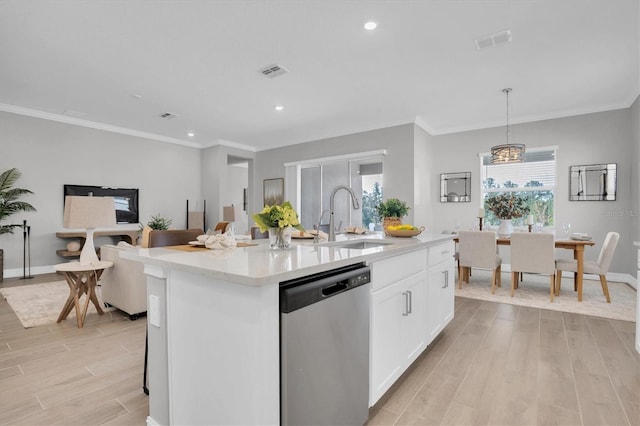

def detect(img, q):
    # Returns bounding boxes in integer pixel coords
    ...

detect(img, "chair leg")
[573,272,577,291]
[491,269,497,294]
[497,265,502,288]
[550,274,555,302]
[599,275,611,303]
[510,272,517,297]
[458,265,463,289]
[556,270,562,296]
[464,266,470,283]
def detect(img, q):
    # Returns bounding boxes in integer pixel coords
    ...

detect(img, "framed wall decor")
[440,172,471,202]
[569,163,617,201]
[263,178,284,206]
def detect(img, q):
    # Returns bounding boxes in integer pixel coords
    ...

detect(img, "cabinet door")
[370,281,403,404]
[400,270,427,366]
[426,259,455,344]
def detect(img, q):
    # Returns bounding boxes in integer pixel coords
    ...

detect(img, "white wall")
[430,108,636,275]
[413,125,435,230]
[631,96,640,252]
[0,111,201,275]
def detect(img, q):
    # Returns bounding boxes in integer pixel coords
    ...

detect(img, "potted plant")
[376,198,410,230]
[141,214,172,231]
[0,168,36,281]
[484,193,529,236]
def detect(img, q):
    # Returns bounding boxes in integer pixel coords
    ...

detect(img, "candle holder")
[478,217,483,231]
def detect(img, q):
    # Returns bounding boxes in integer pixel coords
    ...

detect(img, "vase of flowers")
[484,193,528,237]
[252,201,304,250]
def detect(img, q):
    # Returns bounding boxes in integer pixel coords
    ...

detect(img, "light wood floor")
[1,275,638,425]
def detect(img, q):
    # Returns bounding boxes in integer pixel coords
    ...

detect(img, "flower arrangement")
[484,193,529,219]
[252,201,304,233]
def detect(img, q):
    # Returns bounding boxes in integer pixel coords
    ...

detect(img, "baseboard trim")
[3,265,56,279]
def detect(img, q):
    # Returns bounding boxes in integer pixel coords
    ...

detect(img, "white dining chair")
[555,231,619,302]
[457,231,502,293]
[510,232,556,301]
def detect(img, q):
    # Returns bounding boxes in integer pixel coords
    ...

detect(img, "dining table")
[453,236,595,301]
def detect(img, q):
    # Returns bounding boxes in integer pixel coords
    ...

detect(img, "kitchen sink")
[328,240,394,250]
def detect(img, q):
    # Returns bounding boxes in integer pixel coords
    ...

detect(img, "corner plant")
[252,201,304,232]
[376,198,409,219]
[0,168,36,235]
[484,193,529,219]
[141,214,172,230]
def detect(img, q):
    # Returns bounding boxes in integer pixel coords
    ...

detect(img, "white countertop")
[121,232,454,286]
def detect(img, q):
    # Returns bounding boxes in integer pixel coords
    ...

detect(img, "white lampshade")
[64,196,116,266]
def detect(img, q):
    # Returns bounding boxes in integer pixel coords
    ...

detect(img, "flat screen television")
[64,184,139,224]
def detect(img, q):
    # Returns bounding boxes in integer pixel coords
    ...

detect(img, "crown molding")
[0,103,201,148]
[429,99,637,136]
[200,138,257,152]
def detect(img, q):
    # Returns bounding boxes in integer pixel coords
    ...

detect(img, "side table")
[54,261,113,328]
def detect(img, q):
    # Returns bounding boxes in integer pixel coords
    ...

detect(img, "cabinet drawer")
[371,248,427,292]
[427,241,455,267]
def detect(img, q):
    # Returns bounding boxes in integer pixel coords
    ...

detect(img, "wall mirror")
[569,163,617,201]
[440,172,471,202]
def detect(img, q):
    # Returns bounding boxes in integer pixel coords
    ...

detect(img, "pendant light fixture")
[491,88,525,164]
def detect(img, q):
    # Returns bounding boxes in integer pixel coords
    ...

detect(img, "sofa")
[100,229,204,320]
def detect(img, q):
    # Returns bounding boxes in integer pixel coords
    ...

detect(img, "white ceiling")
[0,0,638,151]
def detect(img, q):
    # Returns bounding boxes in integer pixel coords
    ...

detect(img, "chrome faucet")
[314,209,330,243]
[328,185,360,241]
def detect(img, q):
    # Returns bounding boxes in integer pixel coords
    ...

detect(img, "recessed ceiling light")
[364,21,377,30]
[187,132,195,137]
[274,105,284,111]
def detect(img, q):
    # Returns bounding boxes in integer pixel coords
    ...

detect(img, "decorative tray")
[385,226,425,238]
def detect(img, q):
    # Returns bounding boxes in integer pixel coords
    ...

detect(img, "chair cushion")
[556,258,602,275]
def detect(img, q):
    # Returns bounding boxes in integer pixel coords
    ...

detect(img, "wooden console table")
[56,230,139,258]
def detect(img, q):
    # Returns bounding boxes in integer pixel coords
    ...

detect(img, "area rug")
[0,281,112,328]
[455,270,636,322]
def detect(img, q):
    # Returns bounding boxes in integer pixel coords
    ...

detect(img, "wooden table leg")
[57,270,106,328]
[57,271,80,325]
[574,246,585,302]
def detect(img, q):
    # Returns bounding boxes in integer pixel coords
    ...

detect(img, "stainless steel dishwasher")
[280,262,371,426]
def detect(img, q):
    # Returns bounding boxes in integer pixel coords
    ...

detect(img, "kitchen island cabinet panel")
[370,267,427,405]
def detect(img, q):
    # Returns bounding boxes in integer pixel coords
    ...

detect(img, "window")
[480,148,556,227]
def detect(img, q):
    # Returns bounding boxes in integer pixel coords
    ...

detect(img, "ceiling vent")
[159,112,178,120]
[259,64,289,79]
[475,30,512,50]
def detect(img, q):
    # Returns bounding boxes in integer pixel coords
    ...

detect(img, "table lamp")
[223,205,242,234]
[64,195,116,266]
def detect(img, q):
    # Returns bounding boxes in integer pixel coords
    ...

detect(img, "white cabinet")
[369,240,456,406]
[426,241,456,345]
[370,269,427,405]
[426,258,455,344]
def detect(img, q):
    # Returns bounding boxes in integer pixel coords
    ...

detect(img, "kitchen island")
[122,232,454,426]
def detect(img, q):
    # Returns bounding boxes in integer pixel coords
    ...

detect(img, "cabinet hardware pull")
[402,291,409,316]
[442,270,448,288]
[407,290,412,314]
[441,250,450,254]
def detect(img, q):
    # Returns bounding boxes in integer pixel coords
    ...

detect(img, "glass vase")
[269,227,292,250]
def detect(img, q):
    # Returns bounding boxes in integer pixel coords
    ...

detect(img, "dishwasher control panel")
[280,263,370,313]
